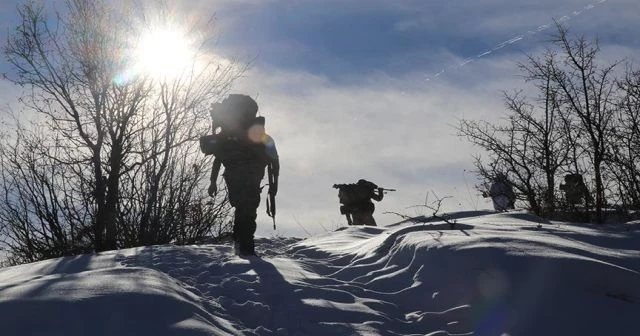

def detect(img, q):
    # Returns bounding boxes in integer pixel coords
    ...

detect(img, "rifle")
[333,184,396,192]
[266,163,276,230]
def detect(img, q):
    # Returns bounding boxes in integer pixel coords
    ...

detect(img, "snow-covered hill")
[1,211,639,335]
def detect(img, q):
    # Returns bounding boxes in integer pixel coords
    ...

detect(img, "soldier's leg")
[363,212,377,226]
[233,206,258,255]
[492,196,509,212]
[365,202,377,226]
[345,213,353,225]
[224,172,261,255]
[351,211,365,225]
[340,205,353,225]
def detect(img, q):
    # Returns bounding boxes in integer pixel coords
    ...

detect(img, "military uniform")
[337,179,384,226]
[204,94,279,256]
[208,126,278,256]
[488,174,515,212]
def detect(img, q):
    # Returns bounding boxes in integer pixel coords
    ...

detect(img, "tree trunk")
[593,159,604,223]
[545,174,556,217]
[93,152,107,252]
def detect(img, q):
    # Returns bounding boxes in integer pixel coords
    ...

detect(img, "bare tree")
[2,0,244,258]
[0,121,94,262]
[457,61,570,217]
[547,22,620,223]
[610,65,640,210]
[458,23,629,223]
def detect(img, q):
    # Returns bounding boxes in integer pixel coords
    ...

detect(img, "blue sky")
[208,0,640,81]
[1,0,640,237]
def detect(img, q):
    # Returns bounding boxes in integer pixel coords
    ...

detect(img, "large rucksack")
[199,94,263,156]
[336,183,373,205]
[211,94,259,137]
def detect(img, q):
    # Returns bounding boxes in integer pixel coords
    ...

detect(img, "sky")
[1,0,640,238]
[1,211,639,335]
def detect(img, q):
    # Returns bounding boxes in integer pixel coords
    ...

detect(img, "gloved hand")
[208,183,217,197]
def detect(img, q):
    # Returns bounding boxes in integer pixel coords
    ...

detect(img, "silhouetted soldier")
[333,179,393,226]
[559,173,590,207]
[200,94,279,256]
[484,173,515,212]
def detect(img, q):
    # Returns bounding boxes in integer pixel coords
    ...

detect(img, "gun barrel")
[381,188,396,192]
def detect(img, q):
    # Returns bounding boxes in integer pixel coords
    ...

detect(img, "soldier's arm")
[269,158,280,196]
[265,135,279,195]
[371,188,384,201]
[208,158,222,197]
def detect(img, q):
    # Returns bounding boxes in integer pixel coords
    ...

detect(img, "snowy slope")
[1,211,639,336]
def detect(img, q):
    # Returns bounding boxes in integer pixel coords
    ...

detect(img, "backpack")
[337,184,373,205]
[211,94,260,137]
[199,94,263,156]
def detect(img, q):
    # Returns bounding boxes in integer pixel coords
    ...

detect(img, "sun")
[134,27,194,79]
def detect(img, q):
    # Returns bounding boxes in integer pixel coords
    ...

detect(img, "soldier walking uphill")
[333,179,394,226]
[200,94,279,256]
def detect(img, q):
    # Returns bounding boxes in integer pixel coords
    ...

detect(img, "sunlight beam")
[133,27,195,79]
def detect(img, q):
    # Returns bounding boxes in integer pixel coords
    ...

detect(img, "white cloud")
[229,56,529,237]
[0,79,21,114]
[230,29,640,238]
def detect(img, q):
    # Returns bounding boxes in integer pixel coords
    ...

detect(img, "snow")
[1,210,639,335]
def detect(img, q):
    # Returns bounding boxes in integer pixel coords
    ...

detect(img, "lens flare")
[248,124,267,143]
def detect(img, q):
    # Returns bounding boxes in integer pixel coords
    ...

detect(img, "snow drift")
[1,211,639,335]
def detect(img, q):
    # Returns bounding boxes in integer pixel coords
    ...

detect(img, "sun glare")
[134,27,194,79]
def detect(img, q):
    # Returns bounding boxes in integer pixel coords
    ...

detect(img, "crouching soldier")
[333,179,393,226]
[559,173,591,207]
